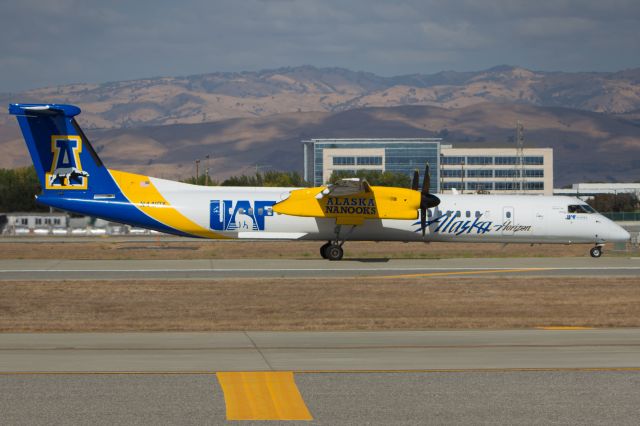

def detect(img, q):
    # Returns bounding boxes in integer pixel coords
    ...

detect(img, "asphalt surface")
[1,329,639,372]
[2,330,640,424]
[2,371,639,425]
[0,257,639,280]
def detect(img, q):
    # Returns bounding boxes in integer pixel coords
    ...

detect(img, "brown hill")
[2,103,631,187]
[3,66,640,131]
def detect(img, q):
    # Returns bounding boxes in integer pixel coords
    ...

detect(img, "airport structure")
[302,138,442,190]
[554,183,640,198]
[302,138,554,195]
[440,146,553,195]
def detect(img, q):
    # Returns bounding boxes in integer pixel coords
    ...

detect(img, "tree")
[221,171,309,187]
[0,166,47,212]
[182,175,219,186]
[586,193,639,212]
[329,170,412,188]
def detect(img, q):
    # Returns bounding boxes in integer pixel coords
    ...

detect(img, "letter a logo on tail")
[45,135,89,190]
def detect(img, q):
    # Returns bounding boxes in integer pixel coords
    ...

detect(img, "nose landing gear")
[590,245,603,258]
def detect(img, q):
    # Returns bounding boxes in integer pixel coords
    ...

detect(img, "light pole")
[195,159,200,184]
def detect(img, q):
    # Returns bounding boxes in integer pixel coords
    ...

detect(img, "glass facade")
[467,156,493,165]
[466,169,493,178]
[305,139,441,190]
[524,169,544,177]
[495,169,520,178]
[357,156,383,165]
[442,169,463,178]
[333,156,355,166]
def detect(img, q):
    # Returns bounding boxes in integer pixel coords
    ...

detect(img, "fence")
[601,212,640,221]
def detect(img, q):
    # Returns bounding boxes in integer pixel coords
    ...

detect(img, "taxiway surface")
[0,257,639,280]
[1,329,639,372]
[2,330,640,424]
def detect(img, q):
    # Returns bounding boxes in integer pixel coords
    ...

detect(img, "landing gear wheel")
[590,246,603,258]
[326,244,344,261]
[320,242,331,259]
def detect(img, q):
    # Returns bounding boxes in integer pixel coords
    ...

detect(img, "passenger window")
[466,211,470,218]
[257,208,264,215]
[475,211,481,218]
[247,208,254,215]
[506,212,511,218]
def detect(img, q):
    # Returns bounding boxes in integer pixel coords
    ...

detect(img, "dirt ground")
[0,239,619,260]
[1,277,638,332]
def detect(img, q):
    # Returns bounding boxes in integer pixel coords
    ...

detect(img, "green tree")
[221,171,308,187]
[0,166,47,212]
[587,193,639,212]
[182,175,219,186]
[329,170,411,188]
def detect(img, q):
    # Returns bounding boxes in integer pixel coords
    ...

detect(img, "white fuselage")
[153,179,630,245]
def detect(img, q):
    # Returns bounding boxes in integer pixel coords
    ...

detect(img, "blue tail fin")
[8,103,117,197]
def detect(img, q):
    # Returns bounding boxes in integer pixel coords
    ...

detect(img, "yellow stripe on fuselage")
[109,169,227,239]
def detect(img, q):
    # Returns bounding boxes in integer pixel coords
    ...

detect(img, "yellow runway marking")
[380,267,551,279]
[537,326,595,330]
[216,371,312,421]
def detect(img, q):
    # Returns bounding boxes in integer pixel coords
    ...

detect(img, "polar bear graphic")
[49,167,89,187]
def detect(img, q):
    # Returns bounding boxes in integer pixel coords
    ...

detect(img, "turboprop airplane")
[9,103,630,260]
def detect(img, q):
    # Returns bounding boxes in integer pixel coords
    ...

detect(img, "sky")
[1,0,639,92]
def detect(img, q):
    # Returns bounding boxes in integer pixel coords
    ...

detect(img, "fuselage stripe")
[108,169,227,239]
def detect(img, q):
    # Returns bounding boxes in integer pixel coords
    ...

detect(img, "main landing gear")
[320,225,355,261]
[320,242,343,261]
[590,245,604,258]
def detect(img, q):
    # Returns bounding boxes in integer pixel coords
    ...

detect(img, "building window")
[441,169,463,178]
[466,182,493,191]
[35,218,42,225]
[523,182,544,190]
[466,169,493,178]
[21,218,28,225]
[441,156,465,165]
[495,170,520,178]
[524,169,544,178]
[523,156,544,165]
[466,156,493,165]
[442,182,461,190]
[356,156,382,166]
[332,156,355,166]
[495,182,520,190]
[331,170,357,177]
[54,218,61,225]
[495,156,519,165]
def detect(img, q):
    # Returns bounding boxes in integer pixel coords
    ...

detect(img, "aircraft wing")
[315,178,372,199]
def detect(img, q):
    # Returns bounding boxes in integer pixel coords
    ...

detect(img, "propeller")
[414,163,441,236]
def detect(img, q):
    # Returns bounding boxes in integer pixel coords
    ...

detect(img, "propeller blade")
[420,207,426,236]
[411,170,419,191]
[422,163,430,194]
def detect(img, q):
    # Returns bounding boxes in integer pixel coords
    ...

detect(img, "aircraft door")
[502,206,514,235]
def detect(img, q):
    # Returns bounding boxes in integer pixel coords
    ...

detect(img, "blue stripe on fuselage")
[37,194,197,238]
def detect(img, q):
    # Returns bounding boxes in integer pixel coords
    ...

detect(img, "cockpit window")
[568,204,595,214]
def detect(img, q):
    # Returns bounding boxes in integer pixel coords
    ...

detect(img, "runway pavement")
[0,256,639,280]
[1,330,640,424]
[1,329,639,372]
